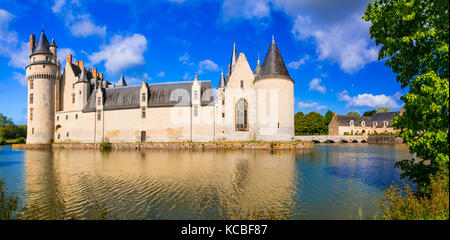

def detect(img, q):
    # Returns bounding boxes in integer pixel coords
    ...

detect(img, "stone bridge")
[294,135,368,143]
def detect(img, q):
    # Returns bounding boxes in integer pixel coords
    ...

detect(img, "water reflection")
[0,144,413,219]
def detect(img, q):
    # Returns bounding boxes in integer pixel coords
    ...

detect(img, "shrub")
[379,174,449,220]
[0,138,6,145]
[16,137,26,144]
[100,137,111,151]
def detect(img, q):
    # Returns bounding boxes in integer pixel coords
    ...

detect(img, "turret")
[25,30,58,143]
[254,36,294,141]
[74,65,91,109]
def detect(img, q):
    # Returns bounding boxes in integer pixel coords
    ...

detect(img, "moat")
[0,143,413,219]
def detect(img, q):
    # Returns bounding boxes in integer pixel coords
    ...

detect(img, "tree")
[363,110,376,116]
[0,114,13,128]
[324,110,333,124]
[364,0,449,193]
[295,112,327,135]
[347,110,360,117]
[376,106,391,113]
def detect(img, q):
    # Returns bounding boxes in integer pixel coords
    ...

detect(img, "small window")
[46,56,48,61]
[43,65,45,69]
[240,80,244,89]
[97,97,101,105]
[30,80,33,89]
[361,121,365,127]
[278,122,280,128]
[142,93,146,102]
[30,108,33,121]
[97,110,102,121]
[79,91,82,95]
[142,107,146,119]
[33,57,35,62]
[383,120,389,126]
[66,132,69,137]
[58,134,60,139]
[66,115,68,120]
[57,116,59,121]
[29,93,33,104]
[32,128,34,134]
[75,114,78,120]
[72,94,75,104]
[194,90,198,100]
[194,106,198,117]
[222,113,225,118]
[72,84,75,89]
[373,121,377,127]
[349,120,354,126]
[222,100,225,105]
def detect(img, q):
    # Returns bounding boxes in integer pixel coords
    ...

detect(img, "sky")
[0,0,406,125]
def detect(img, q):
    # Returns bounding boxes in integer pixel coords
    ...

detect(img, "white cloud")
[198,59,219,74]
[12,72,26,87]
[88,34,148,75]
[221,0,270,22]
[338,90,401,109]
[287,55,309,69]
[298,101,327,110]
[183,72,190,80]
[178,52,193,66]
[309,78,326,94]
[0,9,29,69]
[51,0,106,38]
[157,71,165,77]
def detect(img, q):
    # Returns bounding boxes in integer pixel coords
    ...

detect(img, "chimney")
[99,73,103,80]
[74,61,79,67]
[66,54,72,65]
[79,60,84,70]
[29,34,35,55]
[92,68,97,79]
[86,68,90,72]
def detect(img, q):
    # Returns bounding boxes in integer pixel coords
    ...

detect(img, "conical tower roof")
[32,30,51,55]
[230,42,237,72]
[254,55,261,75]
[218,69,225,88]
[254,37,292,82]
[77,67,88,83]
[118,74,127,86]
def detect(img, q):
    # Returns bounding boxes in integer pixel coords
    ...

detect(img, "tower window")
[97,97,101,105]
[72,94,75,104]
[142,107,146,119]
[29,94,33,104]
[57,116,59,121]
[43,65,45,69]
[30,108,33,121]
[194,106,198,117]
[75,114,78,120]
[222,113,225,118]
[97,110,101,121]
[33,57,35,62]
[194,90,198,100]
[58,134,60,140]
[278,122,280,128]
[66,132,69,137]
[32,128,34,134]
[66,115,68,120]
[30,80,33,89]
[222,100,225,105]
[142,93,146,102]
[240,81,244,88]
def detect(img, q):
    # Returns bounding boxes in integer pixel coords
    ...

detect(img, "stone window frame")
[29,93,33,104]
[141,107,146,119]
[142,93,146,102]
[240,80,244,89]
[383,120,389,127]
[235,98,248,131]
[349,120,354,126]
[97,110,102,121]
[193,105,198,117]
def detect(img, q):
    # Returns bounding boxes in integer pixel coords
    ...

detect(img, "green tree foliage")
[376,106,391,113]
[364,0,449,193]
[324,110,333,124]
[363,110,376,116]
[347,110,360,117]
[295,112,328,135]
[0,114,26,140]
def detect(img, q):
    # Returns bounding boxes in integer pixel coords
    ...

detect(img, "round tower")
[254,37,294,141]
[25,30,58,144]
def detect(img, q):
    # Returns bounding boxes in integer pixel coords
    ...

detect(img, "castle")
[25,31,294,144]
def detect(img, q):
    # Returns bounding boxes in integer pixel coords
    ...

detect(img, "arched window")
[373,121,377,127]
[383,120,389,126]
[236,98,248,131]
[349,120,354,126]
[361,121,365,127]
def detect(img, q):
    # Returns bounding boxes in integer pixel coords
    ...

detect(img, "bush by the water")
[100,137,112,150]
[0,138,6,145]
[379,174,449,220]
[16,137,26,144]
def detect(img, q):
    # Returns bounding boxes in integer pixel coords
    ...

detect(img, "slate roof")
[76,68,89,83]
[117,74,127,86]
[32,31,51,55]
[83,81,214,112]
[336,111,400,127]
[218,70,225,88]
[254,38,292,82]
[254,56,261,75]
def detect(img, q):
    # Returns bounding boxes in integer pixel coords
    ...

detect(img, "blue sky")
[0,0,406,125]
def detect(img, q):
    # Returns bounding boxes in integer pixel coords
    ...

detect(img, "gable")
[226,53,254,89]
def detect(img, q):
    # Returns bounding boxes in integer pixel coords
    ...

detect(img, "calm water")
[0,144,413,219]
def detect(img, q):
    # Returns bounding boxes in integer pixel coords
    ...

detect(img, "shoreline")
[12,141,314,150]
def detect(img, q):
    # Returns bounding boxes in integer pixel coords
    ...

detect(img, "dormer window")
[349,120,354,126]
[194,90,198,100]
[373,121,377,127]
[142,93,146,102]
[240,80,244,89]
[97,97,101,105]
[383,120,389,126]
[361,121,365,127]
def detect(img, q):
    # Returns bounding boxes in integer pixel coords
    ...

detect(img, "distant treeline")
[295,110,333,135]
[0,113,26,143]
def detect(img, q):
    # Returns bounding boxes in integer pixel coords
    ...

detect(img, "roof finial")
[194,72,198,81]
[272,35,275,43]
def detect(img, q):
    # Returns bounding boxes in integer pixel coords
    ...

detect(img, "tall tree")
[376,106,391,113]
[347,110,360,117]
[363,110,376,116]
[364,0,449,193]
[324,110,333,124]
